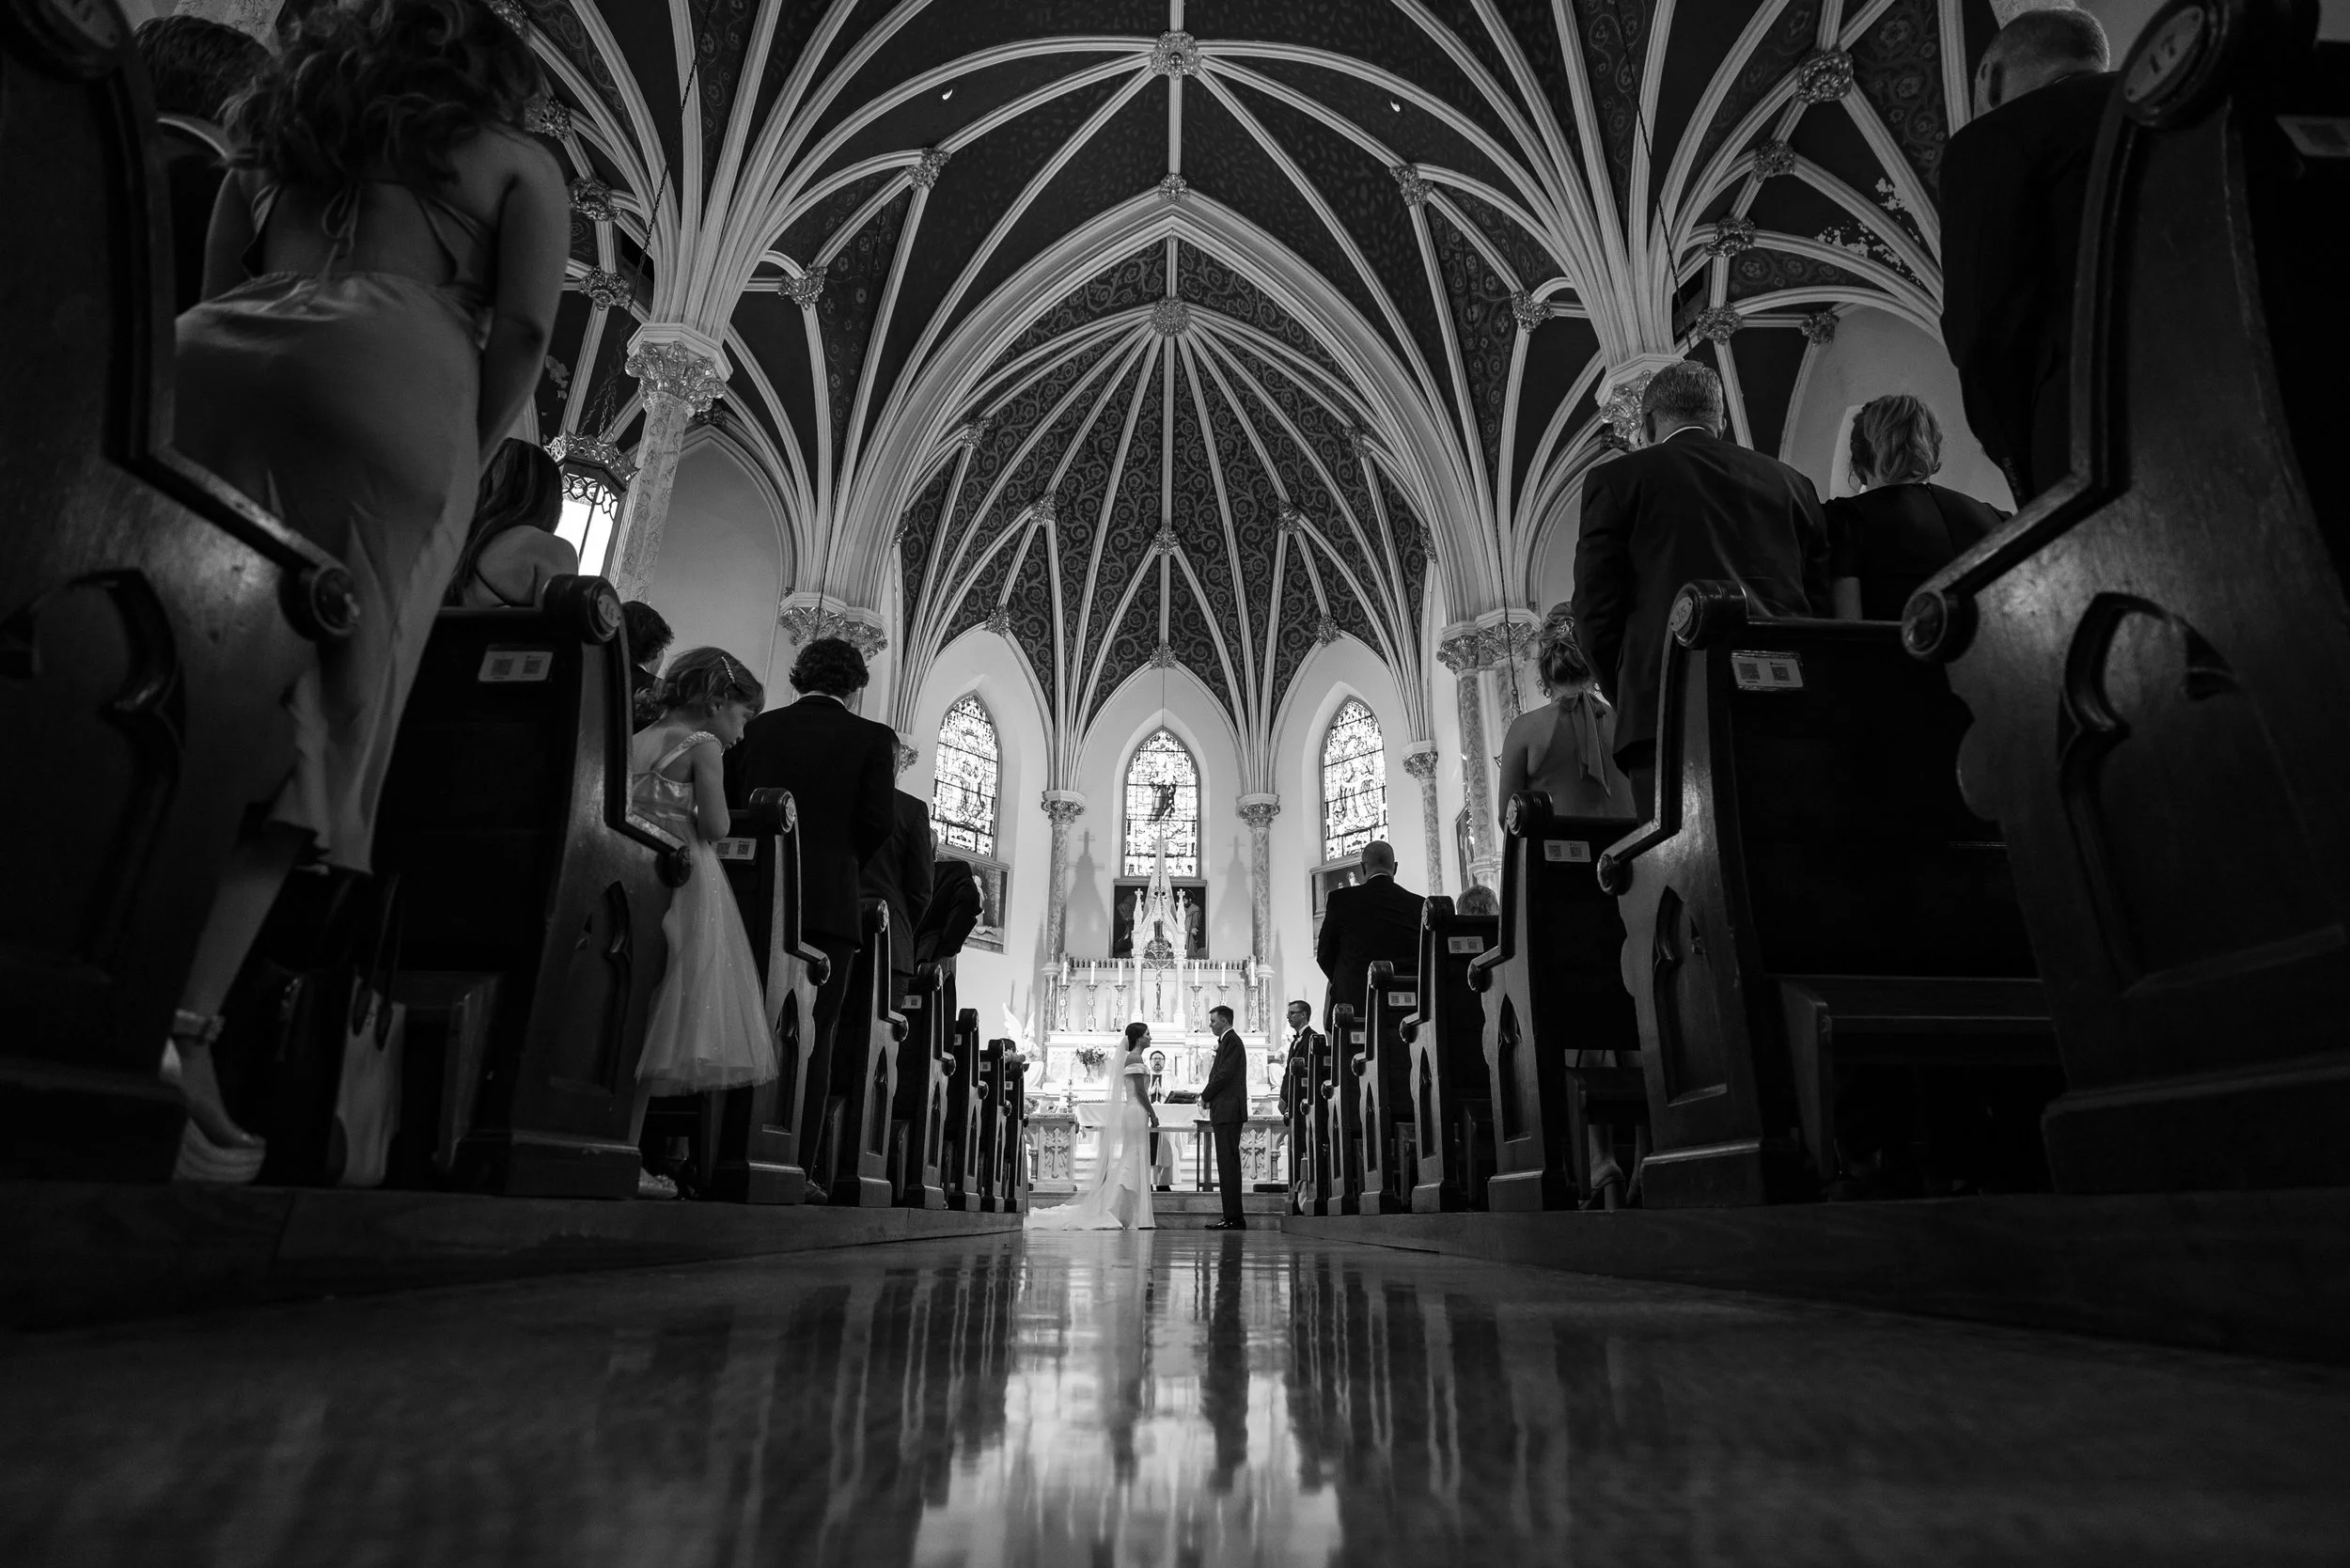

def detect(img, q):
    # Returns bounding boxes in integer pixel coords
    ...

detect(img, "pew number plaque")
[713,838,757,862]
[1449,934,1486,953]
[1731,650,1804,691]
[478,646,555,683]
[1543,839,1592,863]
[1387,991,1416,1008]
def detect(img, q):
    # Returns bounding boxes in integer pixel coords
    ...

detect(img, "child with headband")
[625,647,776,1197]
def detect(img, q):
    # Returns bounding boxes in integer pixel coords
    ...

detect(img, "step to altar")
[1026,1188,1288,1229]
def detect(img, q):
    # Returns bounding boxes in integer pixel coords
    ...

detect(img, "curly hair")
[1849,394,1944,487]
[661,647,765,717]
[1534,603,1594,694]
[226,0,542,194]
[134,17,268,123]
[445,437,560,605]
[620,601,674,668]
[790,635,870,698]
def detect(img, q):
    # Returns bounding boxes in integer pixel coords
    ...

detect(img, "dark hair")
[621,601,674,668]
[1288,999,1312,1016]
[1208,1005,1234,1025]
[1849,394,1943,487]
[227,0,542,194]
[1640,360,1724,434]
[1124,1021,1149,1048]
[1534,603,1593,694]
[1988,8,2110,77]
[791,635,870,698]
[661,647,765,717]
[446,438,562,605]
[135,17,268,123]
[1458,885,1499,916]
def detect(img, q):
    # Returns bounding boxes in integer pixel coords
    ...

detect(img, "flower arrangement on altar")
[1074,1044,1108,1076]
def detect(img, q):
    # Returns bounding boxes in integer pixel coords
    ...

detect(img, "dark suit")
[726,693,895,1185]
[913,857,983,966]
[860,791,934,985]
[1571,427,1828,772]
[1277,1027,1324,1119]
[1315,874,1424,1031]
[1939,71,2115,504]
[1199,1025,1251,1222]
[1825,483,2007,620]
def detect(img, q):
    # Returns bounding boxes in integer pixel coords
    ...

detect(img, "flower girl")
[627,648,776,1197]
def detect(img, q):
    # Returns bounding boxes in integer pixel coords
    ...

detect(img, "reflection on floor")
[3,1231,2346,1566]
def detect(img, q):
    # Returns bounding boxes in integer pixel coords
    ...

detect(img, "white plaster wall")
[1779,308,2013,511]
[897,628,1054,1041]
[644,435,792,690]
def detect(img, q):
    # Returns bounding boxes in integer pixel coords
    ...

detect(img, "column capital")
[1402,745,1440,782]
[894,742,918,775]
[776,593,887,657]
[1596,352,1687,448]
[625,323,730,413]
[1041,790,1086,824]
[1435,624,1489,674]
[1236,792,1280,828]
[1476,607,1540,666]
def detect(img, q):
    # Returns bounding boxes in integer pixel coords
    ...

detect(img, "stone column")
[1402,745,1445,897]
[1437,627,1500,891]
[1480,610,1541,726]
[1236,794,1279,964]
[1041,791,1086,962]
[607,324,728,600]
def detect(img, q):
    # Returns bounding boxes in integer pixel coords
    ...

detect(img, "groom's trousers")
[1212,1119,1246,1222]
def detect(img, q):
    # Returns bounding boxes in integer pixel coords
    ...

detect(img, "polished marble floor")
[3,1231,2346,1567]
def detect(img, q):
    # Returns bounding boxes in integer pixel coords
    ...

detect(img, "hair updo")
[1124,1021,1149,1049]
[1534,603,1594,694]
[660,647,765,717]
[1848,394,1944,488]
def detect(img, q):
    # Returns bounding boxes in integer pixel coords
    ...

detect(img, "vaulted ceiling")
[517,0,1995,783]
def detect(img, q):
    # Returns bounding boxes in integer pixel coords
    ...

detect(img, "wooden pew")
[1598,583,2055,1207]
[940,1005,982,1209]
[371,585,682,1199]
[1286,1038,1325,1215]
[887,961,948,1209]
[816,898,904,1206]
[1402,896,1499,1212]
[1468,796,1646,1210]
[707,787,826,1203]
[1323,1003,1366,1215]
[0,11,356,1179]
[1353,962,1420,1214]
[1904,4,2350,1192]
[975,1037,1012,1213]
[1005,1056,1029,1213]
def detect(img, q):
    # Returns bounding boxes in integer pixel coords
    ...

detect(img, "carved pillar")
[1236,794,1279,964]
[607,325,728,600]
[1402,745,1445,896]
[1042,792,1085,962]
[774,594,888,698]
[1438,627,1500,890]
[1480,611,1541,726]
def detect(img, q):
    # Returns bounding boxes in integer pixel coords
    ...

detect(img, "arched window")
[1122,729,1199,877]
[932,695,1000,856]
[1321,697,1387,863]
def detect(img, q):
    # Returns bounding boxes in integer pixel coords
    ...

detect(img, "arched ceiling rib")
[514,0,1998,786]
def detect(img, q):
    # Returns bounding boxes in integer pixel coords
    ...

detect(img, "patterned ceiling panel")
[1512,314,1602,499]
[1173,243,1346,384]
[775,170,892,266]
[1084,362,1164,666]
[1000,246,1166,371]
[1427,204,1519,490]
[1684,0,1825,182]
[1852,0,1956,194]
[815,189,912,457]
[687,0,760,181]
[1574,0,1658,220]
[1185,0,1520,148]
[1089,570,1162,725]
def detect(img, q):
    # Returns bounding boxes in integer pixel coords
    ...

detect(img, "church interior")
[4,0,2349,1561]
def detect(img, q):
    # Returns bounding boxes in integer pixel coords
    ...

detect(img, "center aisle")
[4,1233,2345,1566]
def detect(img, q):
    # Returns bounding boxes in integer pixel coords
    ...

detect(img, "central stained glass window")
[1122,729,1199,877]
[932,695,1000,856]
[1321,697,1386,862]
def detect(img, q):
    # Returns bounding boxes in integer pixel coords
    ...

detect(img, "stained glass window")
[1322,698,1386,862]
[554,469,623,578]
[1122,729,1199,877]
[932,695,999,856]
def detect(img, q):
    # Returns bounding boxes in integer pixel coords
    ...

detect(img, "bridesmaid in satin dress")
[162,0,568,1181]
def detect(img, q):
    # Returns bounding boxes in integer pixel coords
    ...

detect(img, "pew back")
[708,789,822,1202]
[889,961,948,1209]
[1324,1003,1366,1215]
[1403,898,1497,1212]
[822,898,905,1206]
[1355,962,1420,1214]
[942,1006,982,1209]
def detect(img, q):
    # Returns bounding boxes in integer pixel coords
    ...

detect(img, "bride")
[1027,1022,1159,1231]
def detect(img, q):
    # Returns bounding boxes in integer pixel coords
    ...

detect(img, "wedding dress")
[1026,1047,1157,1231]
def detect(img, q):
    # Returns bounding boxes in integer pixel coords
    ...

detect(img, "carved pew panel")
[976,1037,1012,1213]
[1906,1,2350,1192]
[706,788,824,1203]
[888,961,948,1209]
[821,899,904,1207]
[1602,586,2050,1208]
[374,587,679,1200]
[941,1008,982,1209]
[0,8,354,1179]
[1324,1003,1366,1215]
[1404,898,1498,1213]
[1470,799,1645,1210]
[1355,963,1420,1214]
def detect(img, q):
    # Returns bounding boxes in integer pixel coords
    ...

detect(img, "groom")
[1200,1005,1250,1231]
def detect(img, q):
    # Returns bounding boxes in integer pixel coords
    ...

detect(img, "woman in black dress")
[1825,395,2010,621]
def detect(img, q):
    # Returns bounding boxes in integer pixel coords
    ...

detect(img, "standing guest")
[626,650,776,1199]
[1276,1000,1324,1121]
[912,857,982,967]
[725,636,896,1199]
[445,437,576,606]
[621,601,674,731]
[1496,605,1640,823]
[1826,395,2010,621]
[1314,840,1422,1032]
[1940,8,2114,504]
[1199,1006,1251,1230]
[134,17,266,315]
[861,780,935,996]
[1571,360,1828,804]
[164,0,566,1182]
